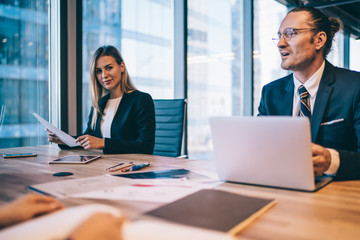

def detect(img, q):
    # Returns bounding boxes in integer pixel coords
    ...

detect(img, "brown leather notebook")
[147,189,276,235]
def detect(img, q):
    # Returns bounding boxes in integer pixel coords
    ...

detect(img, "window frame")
[61,0,352,158]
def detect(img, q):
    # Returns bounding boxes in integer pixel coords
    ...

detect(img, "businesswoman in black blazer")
[48,45,155,154]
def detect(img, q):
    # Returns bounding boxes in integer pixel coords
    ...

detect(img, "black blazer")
[258,60,360,180]
[61,90,155,154]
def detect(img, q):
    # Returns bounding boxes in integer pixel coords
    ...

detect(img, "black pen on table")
[107,162,134,172]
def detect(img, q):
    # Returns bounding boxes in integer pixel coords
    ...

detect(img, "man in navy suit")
[258,6,360,180]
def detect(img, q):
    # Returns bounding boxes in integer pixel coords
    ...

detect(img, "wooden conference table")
[0,145,360,240]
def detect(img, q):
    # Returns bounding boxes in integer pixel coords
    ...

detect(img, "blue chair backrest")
[0,104,5,134]
[153,99,186,157]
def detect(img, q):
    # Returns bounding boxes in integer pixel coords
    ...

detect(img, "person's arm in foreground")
[0,194,64,228]
[0,194,125,240]
[69,212,124,240]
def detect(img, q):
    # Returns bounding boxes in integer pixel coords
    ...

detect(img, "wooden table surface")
[1,145,360,240]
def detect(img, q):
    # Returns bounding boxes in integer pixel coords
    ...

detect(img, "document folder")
[147,189,276,235]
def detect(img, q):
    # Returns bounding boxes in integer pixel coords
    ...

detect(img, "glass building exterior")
[0,0,49,148]
[82,0,243,159]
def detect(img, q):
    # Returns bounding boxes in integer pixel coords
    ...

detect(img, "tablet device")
[48,155,101,164]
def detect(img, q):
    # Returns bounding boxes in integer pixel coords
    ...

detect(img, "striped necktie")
[298,85,311,119]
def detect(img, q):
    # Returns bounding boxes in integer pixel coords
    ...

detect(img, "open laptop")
[209,116,333,192]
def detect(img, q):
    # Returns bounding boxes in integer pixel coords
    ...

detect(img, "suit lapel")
[114,92,127,119]
[282,75,294,115]
[110,91,131,137]
[311,61,335,142]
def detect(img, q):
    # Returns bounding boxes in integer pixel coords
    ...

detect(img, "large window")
[0,0,49,148]
[187,0,243,159]
[82,0,174,130]
[2,0,357,156]
[350,37,360,71]
[253,0,288,115]
[327,31,344,67]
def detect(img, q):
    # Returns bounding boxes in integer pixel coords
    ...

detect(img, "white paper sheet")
[30,175,220,203]
[33,112,80,147]
[72,184,203,203]
[29,175,132,198]
[124,219,232,240]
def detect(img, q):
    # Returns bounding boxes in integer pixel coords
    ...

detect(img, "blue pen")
[122,162,150,172]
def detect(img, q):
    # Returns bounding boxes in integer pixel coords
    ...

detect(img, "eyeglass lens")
[272,28,293,41]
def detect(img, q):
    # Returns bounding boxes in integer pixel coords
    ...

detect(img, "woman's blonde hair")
[89,45,137,129]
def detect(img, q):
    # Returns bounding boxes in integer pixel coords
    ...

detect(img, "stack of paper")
[29,175,219,203]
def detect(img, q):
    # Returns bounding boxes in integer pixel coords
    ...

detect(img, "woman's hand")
[76,135,105,149]
[0,194,64,228]
[47,129,65,145]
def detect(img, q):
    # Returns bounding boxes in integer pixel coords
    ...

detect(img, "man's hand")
[312,143,331,176]
[76,135,105,149]
[0,194,64,228]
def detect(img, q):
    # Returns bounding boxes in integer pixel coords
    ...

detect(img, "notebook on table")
[147,189,276,236]
[209,116,333,192]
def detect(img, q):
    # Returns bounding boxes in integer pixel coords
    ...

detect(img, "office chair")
[153,99,186,158]
[0,104,5,133]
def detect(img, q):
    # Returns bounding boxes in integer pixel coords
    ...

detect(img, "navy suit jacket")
[61,90,155,154]
[258,60,360,180]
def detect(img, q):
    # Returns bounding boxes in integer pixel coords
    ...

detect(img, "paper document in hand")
[33,113,80,147]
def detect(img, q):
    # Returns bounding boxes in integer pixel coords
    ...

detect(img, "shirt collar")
[293,60,325,97]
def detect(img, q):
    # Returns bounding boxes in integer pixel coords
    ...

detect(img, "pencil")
[107,162,134,172]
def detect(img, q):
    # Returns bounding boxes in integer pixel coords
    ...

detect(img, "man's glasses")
[272,27,318,42]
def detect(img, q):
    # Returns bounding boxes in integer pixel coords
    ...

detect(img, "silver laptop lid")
[209,116,316,191]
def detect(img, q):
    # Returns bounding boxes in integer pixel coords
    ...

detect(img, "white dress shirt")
[291,61,339,175]
[100,97,122,138]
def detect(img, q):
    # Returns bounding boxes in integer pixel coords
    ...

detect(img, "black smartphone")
[2,153,37,158]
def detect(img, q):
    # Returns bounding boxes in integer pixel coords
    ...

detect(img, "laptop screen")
[209,116,323,191]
